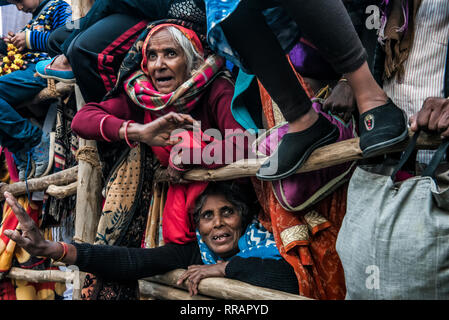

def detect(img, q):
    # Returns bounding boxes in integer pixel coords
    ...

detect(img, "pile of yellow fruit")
[0,44,24,76]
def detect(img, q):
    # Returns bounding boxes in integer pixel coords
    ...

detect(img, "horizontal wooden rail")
[6,267,306,300]
[154,130,442,182]
[6,267,74,283]
[142,269,310,300]
[0,166,78,201]
[0,130,441,198]
[139,280,213,300]
[46,181,78,199]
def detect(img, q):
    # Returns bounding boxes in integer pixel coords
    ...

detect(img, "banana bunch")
[0,44,24,76]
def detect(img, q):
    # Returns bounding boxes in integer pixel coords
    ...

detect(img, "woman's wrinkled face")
[8,0,41,13]
[198,194,243,259]
[146,29,189,94]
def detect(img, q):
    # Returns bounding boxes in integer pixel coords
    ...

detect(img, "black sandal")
[256,113,339,181]
[359,99,408,158]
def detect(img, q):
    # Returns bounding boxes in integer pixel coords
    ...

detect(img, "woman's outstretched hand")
[2,192,49,256]
[2,192,74,263]
[124,112,198,147]
[176,261,228,296]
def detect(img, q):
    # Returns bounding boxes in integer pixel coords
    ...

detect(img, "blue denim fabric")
[0,63,47,153]
[205,0,300,73]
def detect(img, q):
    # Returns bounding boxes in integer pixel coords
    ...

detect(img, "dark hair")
[192,181,257,231]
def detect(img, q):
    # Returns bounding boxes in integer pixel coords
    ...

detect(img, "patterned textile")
[204,0,300,73]
[42,96,78,228]
[167,0,206,26]
[95,144,145,245]
[254,178,348,300]
[196,219,281,265]
[0,148,64,300]
[81,144,155,300]
[253,68,347,300]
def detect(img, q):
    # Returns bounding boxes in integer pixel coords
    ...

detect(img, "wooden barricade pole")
[139,281,213,300]
[140,269,311,300]
[7,267,74,283]
[72,85,103,300]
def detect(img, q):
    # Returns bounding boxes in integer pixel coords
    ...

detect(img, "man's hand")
[176,262,228,296]
[410,97,449,138]
[322,80,356,122]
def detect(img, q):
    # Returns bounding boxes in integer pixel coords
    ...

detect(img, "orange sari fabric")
[254,64,347,300]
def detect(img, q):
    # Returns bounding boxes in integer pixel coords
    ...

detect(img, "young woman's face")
[197,194,243,259]
[145,29,189,94]
[8,0,41,13]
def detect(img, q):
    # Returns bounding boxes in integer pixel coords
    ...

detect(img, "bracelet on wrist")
[54,242,68,262]
[124,120,138,148]
[100,115,113,142]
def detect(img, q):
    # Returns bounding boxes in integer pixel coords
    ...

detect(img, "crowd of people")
[0,0,448,300]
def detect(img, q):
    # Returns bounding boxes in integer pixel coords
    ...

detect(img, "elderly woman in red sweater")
[71,21,250,245]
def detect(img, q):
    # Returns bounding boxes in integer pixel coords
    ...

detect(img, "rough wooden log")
[46,181,78,199]
[72,85,103,300]
[154,130,442,183]
[143,269,311,300]
[29,82,73,104]
[73,89,102,245]
[139,280,213,300]
[6,267,74,283]
[0,166,78,201]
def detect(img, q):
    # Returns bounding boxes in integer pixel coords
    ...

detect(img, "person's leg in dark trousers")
[0,65,47,153]
[0,64,49,179]
[220,0,408,180]
[46,23,76,57]
[220,0,340,179]
[66,14,148,103]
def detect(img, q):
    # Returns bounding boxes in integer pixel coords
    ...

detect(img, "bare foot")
[288,107,319,133]
[49,55,72,71]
